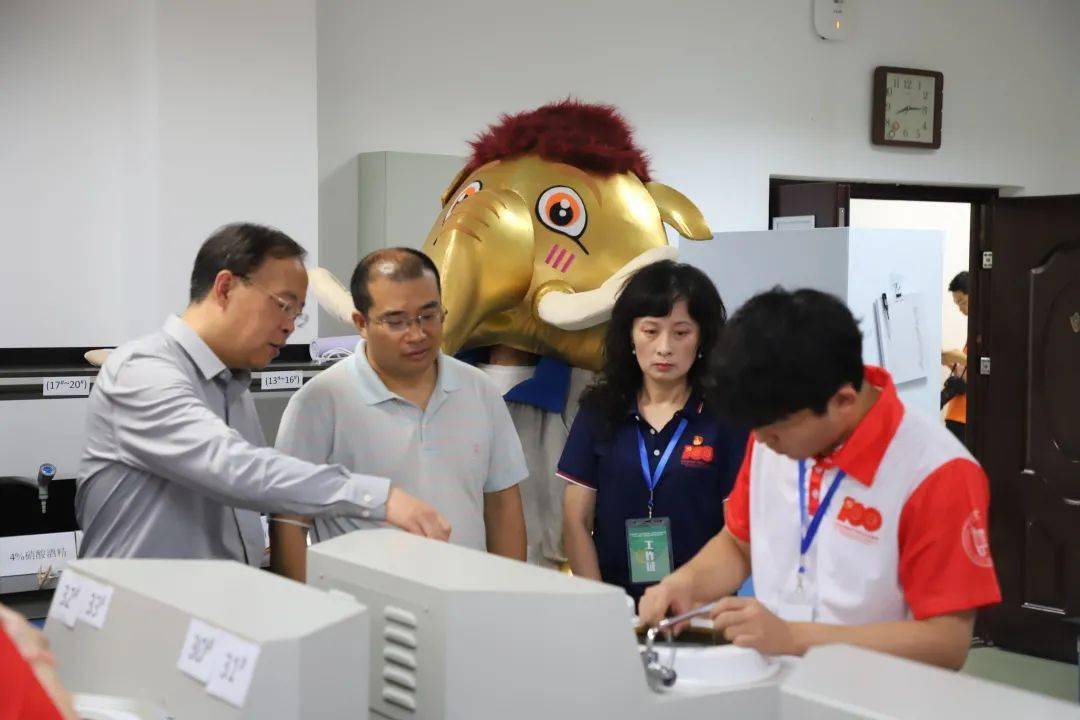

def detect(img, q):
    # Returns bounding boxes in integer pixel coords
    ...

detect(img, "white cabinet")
[680,228,943,417]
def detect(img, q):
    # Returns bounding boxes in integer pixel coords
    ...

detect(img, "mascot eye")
[536,186,587,241]
[444,180,482,222]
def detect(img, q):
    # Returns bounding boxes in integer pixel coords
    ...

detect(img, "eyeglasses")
[237,275,308,328]
[372,307,446,334]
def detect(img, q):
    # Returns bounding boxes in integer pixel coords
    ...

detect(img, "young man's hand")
[385,487,451,541]
[638,573,697,630]
[709,597,798,656]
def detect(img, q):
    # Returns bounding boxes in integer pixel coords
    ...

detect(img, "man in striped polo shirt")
[639,288,1000,670]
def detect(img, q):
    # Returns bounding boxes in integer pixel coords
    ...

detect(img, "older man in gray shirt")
[76,223,450,564]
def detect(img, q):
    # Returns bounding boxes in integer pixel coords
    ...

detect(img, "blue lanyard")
[796,460,846,575]
[636,417,689,519]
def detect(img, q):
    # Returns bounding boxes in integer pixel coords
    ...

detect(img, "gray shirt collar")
[163,315,250,385]
[351,339,459,406]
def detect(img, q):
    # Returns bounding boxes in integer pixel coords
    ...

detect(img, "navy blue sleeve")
[557,402,600,490]
[719,420,750,498]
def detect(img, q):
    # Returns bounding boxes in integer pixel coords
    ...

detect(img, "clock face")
[883,72,936,143]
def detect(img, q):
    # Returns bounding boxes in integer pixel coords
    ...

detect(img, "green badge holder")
[626,517,673,584]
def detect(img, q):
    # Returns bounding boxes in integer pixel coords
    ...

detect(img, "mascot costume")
[314,99,713,566]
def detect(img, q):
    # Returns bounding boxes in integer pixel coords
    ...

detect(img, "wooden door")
[771,181,851,228]
[975,194,1080,662]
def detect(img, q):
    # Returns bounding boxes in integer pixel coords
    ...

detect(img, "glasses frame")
[236,274,308,328]
[370,306,447,335]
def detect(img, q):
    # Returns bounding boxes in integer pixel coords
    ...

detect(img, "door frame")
[769,179,999,451]
[770,178,1003,640]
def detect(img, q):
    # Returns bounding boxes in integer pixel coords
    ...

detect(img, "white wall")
[1,1,160,348]
[1,0,318,348]
[5,1,1078,348]
[155,1,319,345]
[316,0,1080,247]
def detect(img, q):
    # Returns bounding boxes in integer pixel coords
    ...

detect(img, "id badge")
[626,517,673,584]
[777,574,815,622]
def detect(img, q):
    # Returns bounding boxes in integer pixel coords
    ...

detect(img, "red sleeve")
[0,627,65,720]
[898,458,1002,620]
[723,435,755,543]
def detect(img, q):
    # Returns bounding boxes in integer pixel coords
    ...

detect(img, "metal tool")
[640,601,717,691]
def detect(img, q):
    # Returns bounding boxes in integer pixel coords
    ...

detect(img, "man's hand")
[709,597,797,656]
[385,487,451,541]
[638,573,696,630]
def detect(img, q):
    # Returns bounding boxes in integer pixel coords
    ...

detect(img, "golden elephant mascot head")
[422,99,711,371]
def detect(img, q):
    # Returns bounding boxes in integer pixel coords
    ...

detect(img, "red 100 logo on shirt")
[837,497,884,533]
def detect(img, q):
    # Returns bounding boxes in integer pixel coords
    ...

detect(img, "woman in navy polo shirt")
[558,261,746,603]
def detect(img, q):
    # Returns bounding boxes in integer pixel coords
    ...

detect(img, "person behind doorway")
[941,271,970,444]
[76,224,450,565]
[638,287,1001,670]
[271,249,528,581]
[558,261,746,605]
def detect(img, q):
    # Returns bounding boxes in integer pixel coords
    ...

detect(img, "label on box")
[42,377,91,396]
[260,371,302,391]
[48,569,86,628]
[178,618,262,707]
[205,633,261,708]
[178,619,224,684]
[0,532,78,578]
[77,579,115,629]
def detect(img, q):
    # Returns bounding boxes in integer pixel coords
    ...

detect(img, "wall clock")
[872,66,943,149]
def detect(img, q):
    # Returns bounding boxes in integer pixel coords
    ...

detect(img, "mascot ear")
[645,181,711,241]
[440,165,474,208]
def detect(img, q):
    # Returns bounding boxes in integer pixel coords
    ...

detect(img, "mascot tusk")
[84,349,112,367]
[94,261,368,368]
[309,266,356,326]
[535,245,678,330]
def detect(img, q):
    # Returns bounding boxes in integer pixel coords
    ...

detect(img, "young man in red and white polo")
[639,288,1001,670]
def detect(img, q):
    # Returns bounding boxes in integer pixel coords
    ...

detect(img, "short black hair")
[350,248,442,315]
[189,223,306,303]
[582,260,727,437]
[948,270,969,294]
[710,287,864,428]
